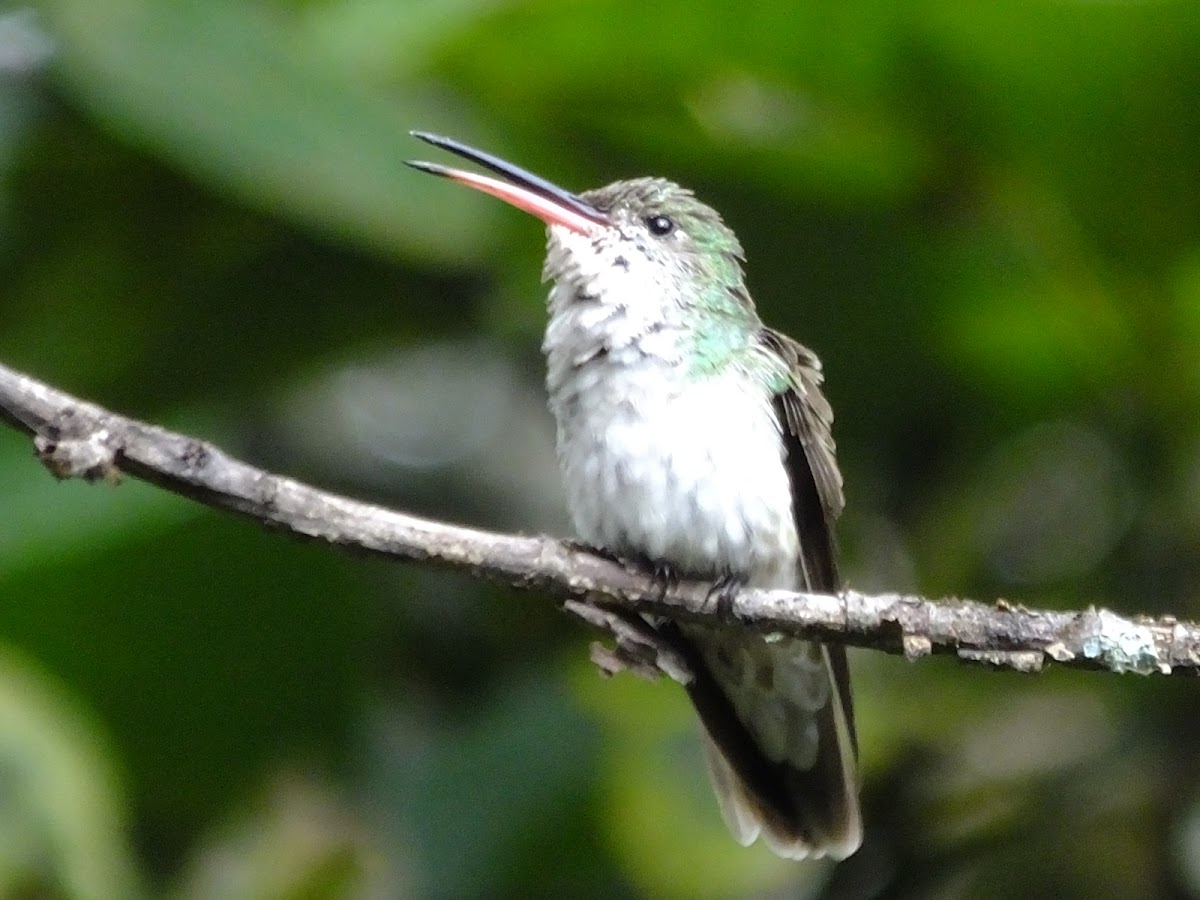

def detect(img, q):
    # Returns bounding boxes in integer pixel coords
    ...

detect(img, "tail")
[678,625,861,859]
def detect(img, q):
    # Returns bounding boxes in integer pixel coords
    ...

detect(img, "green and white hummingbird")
[407,132,861,860]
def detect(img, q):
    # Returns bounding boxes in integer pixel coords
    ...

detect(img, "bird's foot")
[706,569,749,618]
[563,538,623,564]
[648,560,681,603]
[564,541,678,603]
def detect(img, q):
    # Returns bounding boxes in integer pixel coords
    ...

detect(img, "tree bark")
[2,361,1197,680]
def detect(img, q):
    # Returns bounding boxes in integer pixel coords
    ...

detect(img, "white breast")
[550,355,799,589]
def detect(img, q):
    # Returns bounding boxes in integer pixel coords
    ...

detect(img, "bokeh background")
[1,1,1199,897]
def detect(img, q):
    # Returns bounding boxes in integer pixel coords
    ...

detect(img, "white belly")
[553,364,799,589]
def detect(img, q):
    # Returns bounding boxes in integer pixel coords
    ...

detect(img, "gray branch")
[2,360,1197,679]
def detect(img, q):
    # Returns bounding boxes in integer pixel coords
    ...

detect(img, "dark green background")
[1,1,1199,897]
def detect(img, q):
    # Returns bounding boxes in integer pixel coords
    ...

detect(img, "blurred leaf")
[933,171,1135,404]
[173,772,398,900]
[295,0,503,84]
[0,504,376,864]
[363,666,602,899]
[434,0,930,203]
[37,0,499,261]
[0,645,142,900]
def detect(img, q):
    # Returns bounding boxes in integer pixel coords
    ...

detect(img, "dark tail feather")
[681,632,861,859]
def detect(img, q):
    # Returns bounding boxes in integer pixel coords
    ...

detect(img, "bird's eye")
[645,214,675,237]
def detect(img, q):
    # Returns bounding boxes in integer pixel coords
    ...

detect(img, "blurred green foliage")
[1,0,1199,896]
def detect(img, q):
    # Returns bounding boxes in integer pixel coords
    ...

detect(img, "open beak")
[406,131,608,235]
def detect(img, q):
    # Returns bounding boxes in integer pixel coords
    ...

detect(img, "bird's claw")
[649,561,680,602]
[564,538,624,565]
[706,570,749,617]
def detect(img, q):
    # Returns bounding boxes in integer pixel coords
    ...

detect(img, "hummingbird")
[407,132,861,860]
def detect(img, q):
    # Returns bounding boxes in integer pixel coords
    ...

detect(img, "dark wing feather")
[757,328,845,562]
[759,328,856,756]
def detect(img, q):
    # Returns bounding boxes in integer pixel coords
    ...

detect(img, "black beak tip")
[410,130,454,151]
[404,159,448,176]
